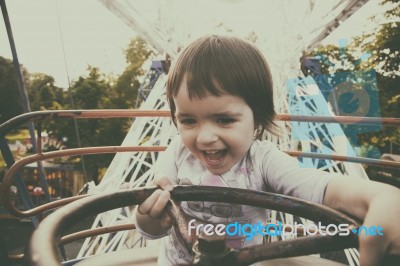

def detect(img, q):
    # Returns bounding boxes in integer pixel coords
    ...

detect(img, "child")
[134,35,400,265]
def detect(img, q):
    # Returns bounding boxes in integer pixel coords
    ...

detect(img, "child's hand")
[135,177,174,235]
[324,177,400,265]
[358,193,400,265]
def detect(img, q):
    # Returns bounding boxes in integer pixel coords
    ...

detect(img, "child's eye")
[179,118,196,125]
[216,117,235,124]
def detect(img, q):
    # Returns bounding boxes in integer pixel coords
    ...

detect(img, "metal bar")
[60,224,136,245]
[0,146,165,218]
[37,122,42,155]
[35,122,51,201]
[286,151,400,169]
[0,0,31,115]
[306,0,370,52]
[0,110,171,135]
[277,114,399,126]
[0,136,38,225]
[1,0,51,205]
[1,109,399,135]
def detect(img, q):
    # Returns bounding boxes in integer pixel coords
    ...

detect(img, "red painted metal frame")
[2,144,400,219]
[1,109,399,136]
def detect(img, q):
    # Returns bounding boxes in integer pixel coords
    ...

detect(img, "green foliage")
[0,56,27,124]
[352,0,400,78]
[57,37,154,182]
[69,67,110,109]
[353,0,400,152]
[1,36,156,183]
[29,73,65,111]
[114,37,155,108]
[302,0,400,155]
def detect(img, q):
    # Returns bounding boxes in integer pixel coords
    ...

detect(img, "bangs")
[184,67,233,100]
[168,35,246,100]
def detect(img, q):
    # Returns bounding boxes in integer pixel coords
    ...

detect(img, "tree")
[59,38,152,182]
[0,56,28,124]
[114,37,155,108]
[28,73,65,111]
[1,36,157,183]
[301,0,400,155]
[353,0,400,78]
[48,67,111,182]
[74,37,154,182]
[352,0,400,153]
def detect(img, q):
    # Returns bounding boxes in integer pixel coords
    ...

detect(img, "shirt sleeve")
[259,142,333,204]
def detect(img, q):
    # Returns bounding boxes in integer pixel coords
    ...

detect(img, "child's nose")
[197,124,218,144]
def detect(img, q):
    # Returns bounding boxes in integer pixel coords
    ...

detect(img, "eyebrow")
[175,113,192,119]
[176,112,243,119]
[211,112,243,118]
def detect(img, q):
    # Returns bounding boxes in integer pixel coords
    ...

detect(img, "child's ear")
[253,124,260,140]
[254,121,260,130]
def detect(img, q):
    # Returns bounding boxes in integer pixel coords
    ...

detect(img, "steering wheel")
[29,186,360,266]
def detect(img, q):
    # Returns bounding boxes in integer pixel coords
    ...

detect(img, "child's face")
[174,82,255,175]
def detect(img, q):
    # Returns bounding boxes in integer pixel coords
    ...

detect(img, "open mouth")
[203,150,227,163]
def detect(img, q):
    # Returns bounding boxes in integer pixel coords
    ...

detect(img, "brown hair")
[166,35,276,139]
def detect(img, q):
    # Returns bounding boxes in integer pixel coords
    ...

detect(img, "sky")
[1,0,133,88]
[0,0,385,89]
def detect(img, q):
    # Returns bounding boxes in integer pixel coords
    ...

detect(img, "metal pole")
[0,136,38,226]
[1,0,51,202]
